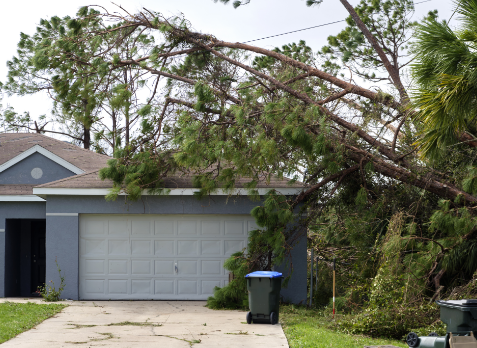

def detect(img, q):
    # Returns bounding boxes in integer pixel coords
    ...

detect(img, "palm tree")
[412,0,477,159]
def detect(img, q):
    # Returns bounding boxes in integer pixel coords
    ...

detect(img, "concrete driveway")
[0,299,288,347]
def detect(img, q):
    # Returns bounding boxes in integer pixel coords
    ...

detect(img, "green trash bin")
[245,271,283,325]
[436,300,477,333]
[405,300,477,347]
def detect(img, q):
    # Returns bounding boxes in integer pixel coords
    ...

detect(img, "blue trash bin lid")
[245,271,283,278]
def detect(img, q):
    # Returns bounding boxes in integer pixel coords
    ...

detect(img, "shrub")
[37,260,65,302]
[335,258,440,339]
[336,302,440,339]
[327,296,349,313]
[207,251,249,309]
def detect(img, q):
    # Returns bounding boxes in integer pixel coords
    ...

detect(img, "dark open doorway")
[4,219,46,297]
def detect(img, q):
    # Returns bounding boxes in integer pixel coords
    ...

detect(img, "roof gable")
[0,133,109,173]
[0,144,84,175]
[0,133,110,197]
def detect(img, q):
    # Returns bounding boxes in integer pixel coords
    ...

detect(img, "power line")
[414,0,432,4]
[243,20,345,44]
[243,0,433,44]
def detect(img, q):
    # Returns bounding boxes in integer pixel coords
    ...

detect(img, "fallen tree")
[4,1,477,327]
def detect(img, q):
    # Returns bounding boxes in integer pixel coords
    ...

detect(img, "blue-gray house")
[0,133,306,303]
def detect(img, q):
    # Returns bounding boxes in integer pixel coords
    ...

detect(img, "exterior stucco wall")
[45,195,260,215]
[45,195,307,303]
[46,215,79,300]
[275,225,308,304]
[0,152,75,185]
[0,201,46,297]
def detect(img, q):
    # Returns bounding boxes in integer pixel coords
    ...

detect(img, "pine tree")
[5,1,477,320]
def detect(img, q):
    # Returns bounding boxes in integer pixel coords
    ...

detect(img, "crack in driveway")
[0,300,288,347]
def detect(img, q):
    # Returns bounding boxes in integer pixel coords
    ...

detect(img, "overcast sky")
[0,0,456,131]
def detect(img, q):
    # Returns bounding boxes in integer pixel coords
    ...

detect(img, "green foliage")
[194,82,216,111]
[281,305,407,348]
[337,301,440,339]
[207,193,300,309]
[336,257,439,339]
[207,252,249,309]
[327,296,348,313]
[253,40,313,69]
[463,166,477,195]
[7,3,477,331]
[320,0,416,82]
[213,0,251,9]
[412,0,477,159]
[37,260,65,302]
[2,9,160,152]
[99,150,173,201]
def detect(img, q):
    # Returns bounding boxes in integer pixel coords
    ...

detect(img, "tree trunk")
[339,0,409,104]
[459,131,477,148]
[112,109,117,149]
[124,68,130,147]
[83,124,91,150]
[267,250,272,271]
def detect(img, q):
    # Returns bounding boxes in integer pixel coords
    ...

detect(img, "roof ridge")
[35,169,102,188]
[32,133,111,159]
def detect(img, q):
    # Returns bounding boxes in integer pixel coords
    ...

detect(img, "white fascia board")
[0,195,45,202]
[0,144,84,175]
[33,187,302,196]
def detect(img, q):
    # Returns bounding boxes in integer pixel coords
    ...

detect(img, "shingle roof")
[0,133,109,195]
[36,169,303,190]
[0,133,109,172]
[0,133,302,195]
[0,184,37,195]
[36,170,112,189]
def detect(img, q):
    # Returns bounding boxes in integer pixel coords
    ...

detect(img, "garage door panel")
[80,214,251,300]
[155,220,175,235]
[178,280,197,294]
[109,280,128,294]
[178,260,197,275]
[155,280,174,294]
[225,221,245,235]
[132,220,153,235]
[108,239,129,256]
[155,260,174,275]
[201,260,222,275]
[201,221,221,235]
[131,240,152,255]
[84,259,105,275]
[224,240,245,256]
[83,239,106,256]
[178,240,198,255]
[83,219,107,235]
[201,240,221,255]
[132,279,152,294]
[109,260,128,275]
[132,260,152,275]
[108,220,129,235]
[84,279,104,294]
[155,240,175,256]
[178,221,197,235]
[201,280,221,295]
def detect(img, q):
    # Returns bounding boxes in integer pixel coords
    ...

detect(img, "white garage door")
[79,214,256,300]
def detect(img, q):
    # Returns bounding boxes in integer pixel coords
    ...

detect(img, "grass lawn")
[281,305,407,348]
[0,301,67,344]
